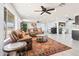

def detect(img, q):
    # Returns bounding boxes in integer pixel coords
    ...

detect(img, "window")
[4,7,15,38]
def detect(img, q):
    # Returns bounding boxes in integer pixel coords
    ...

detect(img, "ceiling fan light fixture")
[35,3,66,15]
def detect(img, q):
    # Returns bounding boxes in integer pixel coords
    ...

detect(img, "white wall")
[4,3,21,29]
[0,3,21,55]
[0,4,5,55]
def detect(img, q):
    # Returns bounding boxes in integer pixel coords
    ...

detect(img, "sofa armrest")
[4,38,12,46]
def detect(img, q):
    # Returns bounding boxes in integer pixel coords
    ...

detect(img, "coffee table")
[36,34,48,43]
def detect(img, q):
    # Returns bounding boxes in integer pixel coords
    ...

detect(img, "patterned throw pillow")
[10,31,18,42]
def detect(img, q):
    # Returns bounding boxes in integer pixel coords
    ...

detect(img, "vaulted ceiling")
[12,3,79,22]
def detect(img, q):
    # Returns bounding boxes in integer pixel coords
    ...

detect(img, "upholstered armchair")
[28,28,44,34]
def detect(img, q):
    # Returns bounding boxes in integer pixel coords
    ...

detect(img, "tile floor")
[48,33,79,56]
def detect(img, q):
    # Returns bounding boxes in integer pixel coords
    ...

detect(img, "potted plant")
[20,21,27,32]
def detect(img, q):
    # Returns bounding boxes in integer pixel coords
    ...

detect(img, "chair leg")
[19,52,22,56]
[7,53,10,56]
[17,51,21,56]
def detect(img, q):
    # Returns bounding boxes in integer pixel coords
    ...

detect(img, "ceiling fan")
[34,3,66,15]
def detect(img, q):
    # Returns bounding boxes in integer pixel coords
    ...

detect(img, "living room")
[0,3,79,56]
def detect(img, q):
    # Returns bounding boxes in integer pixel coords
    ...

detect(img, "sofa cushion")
[28,28,44,34]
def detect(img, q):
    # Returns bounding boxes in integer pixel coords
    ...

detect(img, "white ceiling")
[13,3,79,22]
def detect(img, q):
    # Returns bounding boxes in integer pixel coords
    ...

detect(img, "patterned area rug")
[25,37,71,56]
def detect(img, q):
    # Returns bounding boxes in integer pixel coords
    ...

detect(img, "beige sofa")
[28,28,44,34]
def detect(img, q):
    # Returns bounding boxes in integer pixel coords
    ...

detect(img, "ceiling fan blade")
[46,11,51,14]
[41,6,46,10]
[47,8,55,11]
[40,11,45,15]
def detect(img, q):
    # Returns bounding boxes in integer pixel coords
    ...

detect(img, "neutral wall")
[0,3,21,55]
[0,4,5,55]
[4,3,21,29]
